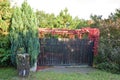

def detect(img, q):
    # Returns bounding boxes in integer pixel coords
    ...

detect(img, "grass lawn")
[0,67,120,80]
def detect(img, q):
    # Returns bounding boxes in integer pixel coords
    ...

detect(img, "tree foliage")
[36,8,89,29]
[0,0,12,66]
[10,1,40,67]
[36,10,55,28]
[91,9,120,73]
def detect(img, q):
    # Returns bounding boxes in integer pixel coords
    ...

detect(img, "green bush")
[94,38,120,73]
[96,62,120,74]
[0,0,12,67]
[92,9,120,74]
[0,35,11,66]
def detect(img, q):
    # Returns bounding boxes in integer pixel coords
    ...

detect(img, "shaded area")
[38,38,94,66]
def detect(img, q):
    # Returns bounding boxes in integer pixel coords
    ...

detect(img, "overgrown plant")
[10,1,40,67]
[91,9,120,73]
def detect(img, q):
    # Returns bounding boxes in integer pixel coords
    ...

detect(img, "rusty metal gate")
[38,38,94,66]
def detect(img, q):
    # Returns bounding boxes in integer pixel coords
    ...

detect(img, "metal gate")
[38,38,94,66]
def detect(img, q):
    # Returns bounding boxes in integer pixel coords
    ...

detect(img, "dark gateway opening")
[38,38,94,66]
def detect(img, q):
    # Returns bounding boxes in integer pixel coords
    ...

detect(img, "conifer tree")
[10,1,40,67]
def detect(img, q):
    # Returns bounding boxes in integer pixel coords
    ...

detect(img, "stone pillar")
[16,54,30,77]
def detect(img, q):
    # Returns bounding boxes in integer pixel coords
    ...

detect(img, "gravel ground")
[39,65,96,74]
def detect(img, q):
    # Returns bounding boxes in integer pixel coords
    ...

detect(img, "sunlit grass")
[0,67,120,80]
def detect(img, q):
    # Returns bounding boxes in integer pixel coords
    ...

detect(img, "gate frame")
[38,27,100,56]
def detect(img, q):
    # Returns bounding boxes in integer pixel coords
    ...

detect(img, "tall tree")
[36,8,89,29]
[56,8,73,28]
[10,1,40,67]
[90,14,102,27]
[0,0,12,66]
[36,10,55,28]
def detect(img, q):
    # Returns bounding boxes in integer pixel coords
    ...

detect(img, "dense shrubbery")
[0,0,12,66]
[91,9,120,73]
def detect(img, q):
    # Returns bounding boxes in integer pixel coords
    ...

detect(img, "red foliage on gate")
[38,27,100,56]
